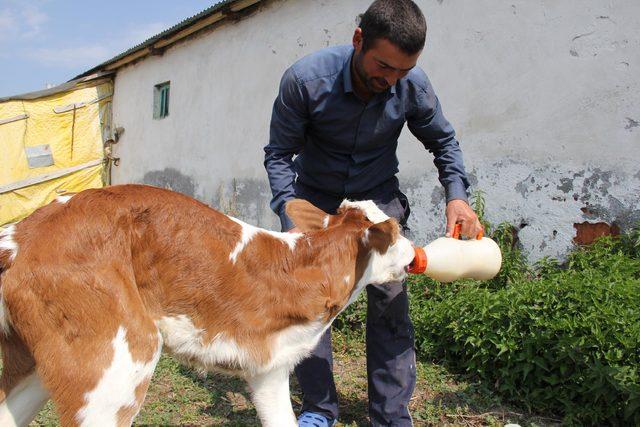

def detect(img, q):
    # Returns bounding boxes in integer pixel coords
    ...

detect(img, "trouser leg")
[294,328,339,420]
[366,282,416,427]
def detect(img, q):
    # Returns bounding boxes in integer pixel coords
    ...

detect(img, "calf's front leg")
[247,367,296,427]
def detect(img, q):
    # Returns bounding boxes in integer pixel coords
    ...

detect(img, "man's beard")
[353,52,389,93]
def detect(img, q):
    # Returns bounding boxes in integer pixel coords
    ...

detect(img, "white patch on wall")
[76,327,163,426]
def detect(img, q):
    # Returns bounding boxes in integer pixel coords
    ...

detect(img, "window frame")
[153,81,170,119]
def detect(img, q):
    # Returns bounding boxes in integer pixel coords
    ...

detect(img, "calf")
[0,184,414,426]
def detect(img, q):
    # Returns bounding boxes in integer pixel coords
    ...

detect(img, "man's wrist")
[444,182,469,204]
[278,207,295,232]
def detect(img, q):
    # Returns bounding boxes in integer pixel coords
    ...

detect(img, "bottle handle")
[452,223,484,240]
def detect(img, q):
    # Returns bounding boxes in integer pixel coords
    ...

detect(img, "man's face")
[352,28,421,94]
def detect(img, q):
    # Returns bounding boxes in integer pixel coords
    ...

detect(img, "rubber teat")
[408,246,427,274]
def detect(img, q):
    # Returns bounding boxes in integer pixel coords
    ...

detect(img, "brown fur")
[0,185,398,425]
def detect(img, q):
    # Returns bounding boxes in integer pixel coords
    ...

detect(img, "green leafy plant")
[411,230,640,425]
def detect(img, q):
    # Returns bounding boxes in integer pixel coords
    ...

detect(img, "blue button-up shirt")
[264,45,469,226]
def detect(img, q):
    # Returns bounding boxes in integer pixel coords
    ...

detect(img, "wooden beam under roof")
[102,0,263,73]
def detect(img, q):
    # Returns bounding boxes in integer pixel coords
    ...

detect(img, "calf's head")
[285,199,415,286]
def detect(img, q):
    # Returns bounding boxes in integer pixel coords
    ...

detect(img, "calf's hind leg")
[28,325,164,427]
[72,327,163,426]
[7,289,163,425]
[0,333,49,427]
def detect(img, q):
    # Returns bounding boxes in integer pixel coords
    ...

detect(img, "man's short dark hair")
[359,0,427,55]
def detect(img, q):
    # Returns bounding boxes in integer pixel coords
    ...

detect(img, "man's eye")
[378,63,389,69]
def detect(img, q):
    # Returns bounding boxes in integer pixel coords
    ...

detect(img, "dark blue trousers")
[288,180,416,427]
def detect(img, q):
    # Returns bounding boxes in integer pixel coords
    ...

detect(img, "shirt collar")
[342,47,397,96]
[342,47,355,94]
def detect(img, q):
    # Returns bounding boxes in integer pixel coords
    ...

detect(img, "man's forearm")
[264,149,297,230]
[432,138,470,203]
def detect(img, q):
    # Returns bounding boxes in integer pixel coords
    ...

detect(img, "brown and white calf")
[0,184,414,426]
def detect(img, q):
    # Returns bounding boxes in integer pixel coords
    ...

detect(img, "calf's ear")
[366,218,399,254]
[285,199,331,232]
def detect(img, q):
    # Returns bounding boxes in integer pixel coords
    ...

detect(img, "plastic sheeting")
[0,79,113,227]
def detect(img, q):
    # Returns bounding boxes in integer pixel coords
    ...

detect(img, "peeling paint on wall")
[401,161,640,262]
[557,178,573,193]
[323,28,332,47]
[573,221,620,245]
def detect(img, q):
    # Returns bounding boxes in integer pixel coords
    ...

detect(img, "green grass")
[25,330,559,426]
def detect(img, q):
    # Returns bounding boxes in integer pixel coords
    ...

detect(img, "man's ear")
[352,27,363,50]
[366,218,399,254]
[285,199,330,232]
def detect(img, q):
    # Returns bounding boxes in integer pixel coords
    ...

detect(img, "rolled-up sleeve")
[407,74,470,203]
[264,67,309,230]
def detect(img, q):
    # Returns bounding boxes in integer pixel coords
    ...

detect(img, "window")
[153,82,170,119]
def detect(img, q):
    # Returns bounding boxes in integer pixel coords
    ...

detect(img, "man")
[264,0,482,425]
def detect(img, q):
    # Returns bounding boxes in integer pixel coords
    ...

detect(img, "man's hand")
[288,227,302,233]
[445,199,483,239]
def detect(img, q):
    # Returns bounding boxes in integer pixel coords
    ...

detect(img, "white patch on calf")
[340,200,389,224]
[76,327,162,426]
[361,235,415,286]
[265,319,326,371]
[322,215,330,228]
[158,315,254,373]
[336,225,415,318]
[0,371,49,427]
[361,228,370,246]
[55,194,73,204]
[0,288,12,336]
[228,217,260,264]
[0,225,18,262]
[158,315,327,376]
[227,216,300,264]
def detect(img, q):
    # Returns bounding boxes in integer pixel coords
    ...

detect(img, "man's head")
[352,0,427,94]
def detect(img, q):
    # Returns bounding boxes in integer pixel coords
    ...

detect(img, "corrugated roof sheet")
[0,72,113,103]
[73,0,239,80]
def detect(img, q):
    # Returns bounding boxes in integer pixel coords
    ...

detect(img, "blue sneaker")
[297,411,337,427]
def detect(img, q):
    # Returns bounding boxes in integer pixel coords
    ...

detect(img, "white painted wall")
[111,0,640,261]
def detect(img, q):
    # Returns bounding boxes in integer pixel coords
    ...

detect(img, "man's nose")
[384,70,404,86]
[384,76,397,87]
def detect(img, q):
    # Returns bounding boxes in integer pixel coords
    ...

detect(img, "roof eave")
[73,0,263,80]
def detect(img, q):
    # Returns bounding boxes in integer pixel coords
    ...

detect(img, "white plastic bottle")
[408,225,502,283]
